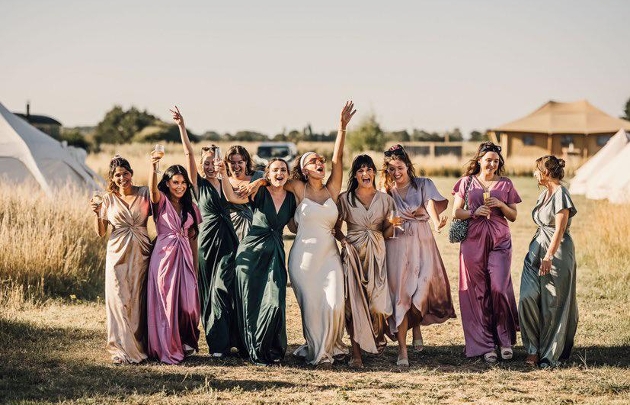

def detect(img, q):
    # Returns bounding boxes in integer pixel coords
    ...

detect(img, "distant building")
[488,100,630,158]
[14,102,62,139]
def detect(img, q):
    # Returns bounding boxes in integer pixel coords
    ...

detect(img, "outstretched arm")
[215,160,249,204]
[327,101,356,198]
[171,106,198,196]
[149,152,161,204]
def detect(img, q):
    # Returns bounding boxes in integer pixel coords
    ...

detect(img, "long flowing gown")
[147,191,202,364]
[386,178,456,335]
[519,186,578,366]
[196,174,241,355]
[227,171,264,240]
[234,187,297,365]
[452,176,522,357]
[338,191,393,354]
[289,194,347,364]
[101,186,152,363]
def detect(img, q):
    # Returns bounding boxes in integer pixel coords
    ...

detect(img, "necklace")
[396,181,412,190]
[476,175,497,191]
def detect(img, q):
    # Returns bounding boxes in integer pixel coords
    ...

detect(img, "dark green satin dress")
[196,174,241,355]
[234,187,296,365]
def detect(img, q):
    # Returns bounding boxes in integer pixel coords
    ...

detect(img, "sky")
[2,0,629,137]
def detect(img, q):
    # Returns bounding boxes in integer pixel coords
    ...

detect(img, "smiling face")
[228,153,248,180]
[267,160,289,188]
[478,151,500,177]
[303,154,326,180]
[386,159,409,185]
[166,174,188,200]
[112,166,133,191]
[200,152,216,179]
[354,165,376,190]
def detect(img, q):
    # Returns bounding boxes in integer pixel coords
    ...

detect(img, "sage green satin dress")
[234,187,296,365]
[519,186,578,366]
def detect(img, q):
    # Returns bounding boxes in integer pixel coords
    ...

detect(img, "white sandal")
[396,356,409,367]
[500,347,513,360]
[483,351,498,363]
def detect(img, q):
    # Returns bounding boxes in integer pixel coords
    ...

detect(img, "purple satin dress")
[452,176,521,357]
[147,191,201,364]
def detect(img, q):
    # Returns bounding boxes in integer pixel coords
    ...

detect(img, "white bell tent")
[0,101,102,195]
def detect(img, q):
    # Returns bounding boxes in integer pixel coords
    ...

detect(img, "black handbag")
[449,176,473,243]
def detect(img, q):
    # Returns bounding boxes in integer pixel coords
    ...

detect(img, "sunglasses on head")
[479,144,502,153]
[384,144,406,157]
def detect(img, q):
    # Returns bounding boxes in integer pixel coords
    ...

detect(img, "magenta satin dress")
[147,191,202,364]
[452,176,521,357]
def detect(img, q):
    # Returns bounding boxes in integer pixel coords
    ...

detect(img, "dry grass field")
[1,147,629,404]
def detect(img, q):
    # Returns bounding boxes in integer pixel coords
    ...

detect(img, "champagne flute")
[153,144,165,174]
[389,209,400,239]
[214,146,223,180]
[483,191,491,219]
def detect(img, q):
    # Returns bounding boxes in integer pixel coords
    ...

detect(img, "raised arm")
[171,106,198,196]
[149,152,161,204]
[327,101,356,197]
[215,160,249,204]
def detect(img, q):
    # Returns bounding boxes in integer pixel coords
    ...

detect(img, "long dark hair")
[224,145,255,177]
[107,155,133,194]
[464,141,505,176]
[380,144,417,194]
[346,154,377,207]
[290,153,309,182]
[157,165,199,239]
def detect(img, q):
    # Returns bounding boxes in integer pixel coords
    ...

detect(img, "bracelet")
[542,256,552,261]
[338,129,347,132]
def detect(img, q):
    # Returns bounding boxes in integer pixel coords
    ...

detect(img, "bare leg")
[412,325,424,352]
[349,339,363,368]
[397,314,409,365]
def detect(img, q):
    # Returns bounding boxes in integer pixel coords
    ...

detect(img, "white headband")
[300,151,316,170]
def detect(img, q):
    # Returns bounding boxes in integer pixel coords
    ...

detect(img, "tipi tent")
[569,129,629,195]
[0,101,102,195]
[584,142,630,204]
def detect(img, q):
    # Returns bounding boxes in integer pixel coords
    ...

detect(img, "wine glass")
[483,191,491,219]
[153,144,165,174]
[214,146,223,180]
[92,190,103,219]
[389,209,401,239]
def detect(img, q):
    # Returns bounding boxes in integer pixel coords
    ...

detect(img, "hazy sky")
[2,0,629,137]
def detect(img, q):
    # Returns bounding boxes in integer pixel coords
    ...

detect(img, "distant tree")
[272,132,288,141]
[232,130,268,142]
[348,114,386,152]
[199,131,222,141]
[386,130,410,142]
[470,130,489,142]
[94,106,157,145]
[445,128,464,142]
[287,130,302,143]
[411,129,442,142]
[60,128,93,151]
[624,97,630,121]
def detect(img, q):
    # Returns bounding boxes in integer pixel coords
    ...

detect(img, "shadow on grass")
[1,316,629,402]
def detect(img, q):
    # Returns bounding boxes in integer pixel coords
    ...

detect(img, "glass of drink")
[483,191,491,218]
[153,144,165,174]
[389,209,401,239]
[92,191,103,219]
[214,146,223,180]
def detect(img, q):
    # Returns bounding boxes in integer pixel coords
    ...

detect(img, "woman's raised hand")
[169,105,184,127]
[213,160,227,176]
[340,100,357,129]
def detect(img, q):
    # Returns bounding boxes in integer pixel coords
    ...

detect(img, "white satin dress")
[289,193,347,364]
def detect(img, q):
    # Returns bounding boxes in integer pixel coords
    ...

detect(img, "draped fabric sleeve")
[555,187,577,217]
[451,176,468,198]
[337,191,349,222]
[503,178,522,205]
[418,177,448,215]
[250,186,266,209]
[251,171,264,181]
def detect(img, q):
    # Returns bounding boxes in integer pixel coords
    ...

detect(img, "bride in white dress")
[278,101,356,365]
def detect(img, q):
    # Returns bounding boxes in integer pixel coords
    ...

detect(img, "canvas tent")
[0,101,102,195]
[583,141,630,204]
[569,129,629,195]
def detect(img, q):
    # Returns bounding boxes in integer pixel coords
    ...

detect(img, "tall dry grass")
[0,183,106,302]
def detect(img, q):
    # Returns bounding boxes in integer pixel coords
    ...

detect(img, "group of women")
[90,101,578,370]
